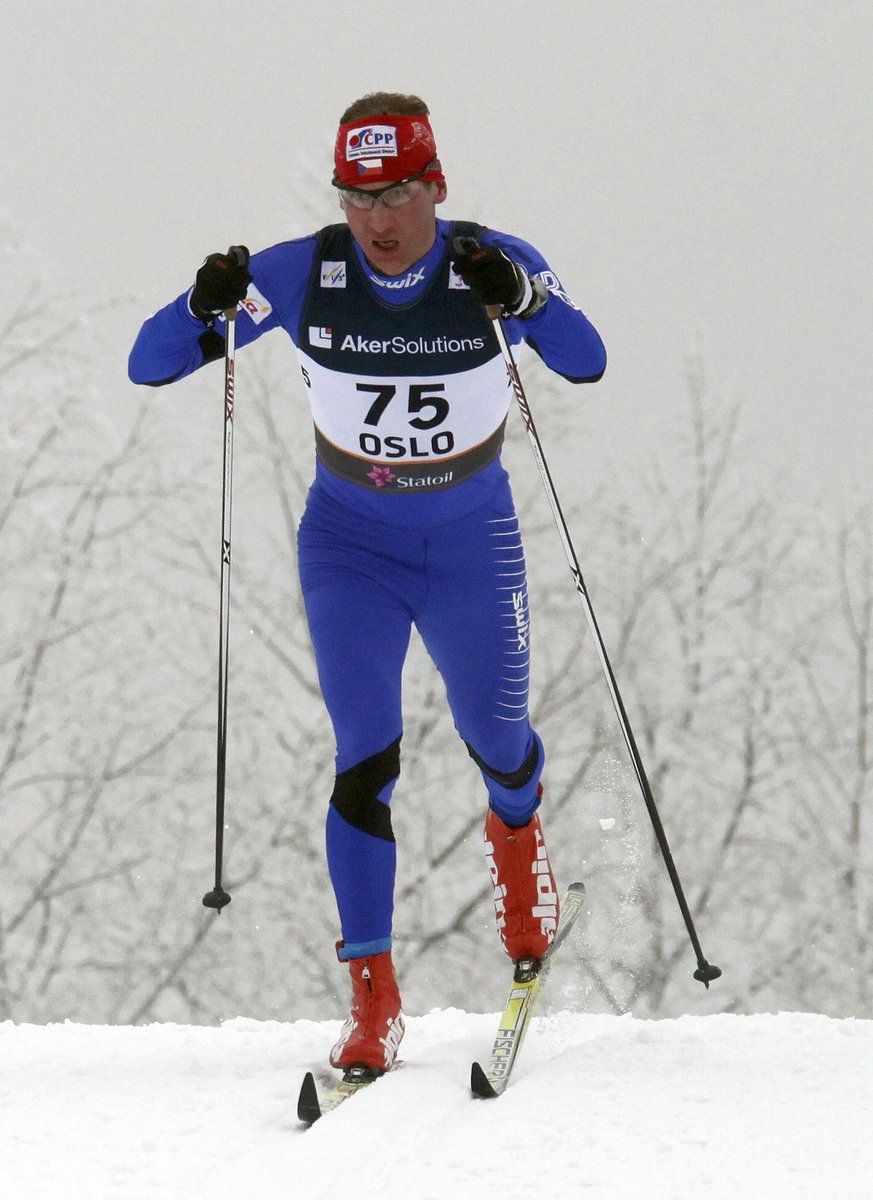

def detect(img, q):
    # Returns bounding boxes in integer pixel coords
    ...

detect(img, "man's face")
[340,179,447,276]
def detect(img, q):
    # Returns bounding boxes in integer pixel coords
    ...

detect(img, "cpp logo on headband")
[345,124,399,161]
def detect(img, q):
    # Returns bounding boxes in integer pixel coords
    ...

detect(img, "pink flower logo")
[367,465,397,487]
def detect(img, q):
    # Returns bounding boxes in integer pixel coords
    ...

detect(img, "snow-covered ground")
[3,1008,872,1200]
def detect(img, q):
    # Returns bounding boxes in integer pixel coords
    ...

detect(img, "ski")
[471,880,587,1099]
[297,1064,385,1125]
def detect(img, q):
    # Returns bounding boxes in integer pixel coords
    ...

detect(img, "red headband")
[333,114,444,187]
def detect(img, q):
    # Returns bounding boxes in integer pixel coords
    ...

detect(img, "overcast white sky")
[3,0,871,506]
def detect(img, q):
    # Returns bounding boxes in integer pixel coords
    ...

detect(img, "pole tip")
[202,887,232,912]
[693,961,722,988]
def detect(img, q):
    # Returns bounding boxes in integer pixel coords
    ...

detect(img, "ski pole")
[454,237,721,987]
[202,248,247,912]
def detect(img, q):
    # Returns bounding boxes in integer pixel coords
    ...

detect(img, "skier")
[128,92,606,1076]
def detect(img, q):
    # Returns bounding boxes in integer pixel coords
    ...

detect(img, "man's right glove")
[190,246,251,323]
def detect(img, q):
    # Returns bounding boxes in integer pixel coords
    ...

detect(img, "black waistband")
[313,421,506,493]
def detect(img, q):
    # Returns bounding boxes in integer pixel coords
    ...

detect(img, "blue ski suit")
[129,217,606,959]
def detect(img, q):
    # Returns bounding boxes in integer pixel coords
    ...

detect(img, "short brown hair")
[339,92,430,123]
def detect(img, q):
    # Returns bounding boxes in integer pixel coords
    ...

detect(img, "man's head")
[333,93,448,277]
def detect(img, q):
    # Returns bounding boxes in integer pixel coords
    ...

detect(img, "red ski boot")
[484,807,560,962]
[330,949,405,1073]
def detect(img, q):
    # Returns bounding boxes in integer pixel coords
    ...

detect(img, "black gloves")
[452,237,547,319]
[190,246,251,323]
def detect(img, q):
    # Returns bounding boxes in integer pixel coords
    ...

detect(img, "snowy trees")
[529,357,873,1021]
[0,258,224,1020]
[0,255,330,1023]
[778,506,873,1014]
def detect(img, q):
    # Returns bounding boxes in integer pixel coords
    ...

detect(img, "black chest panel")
[298,221,498,375]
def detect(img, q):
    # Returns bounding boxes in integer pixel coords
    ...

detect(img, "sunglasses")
[332,166,431,211]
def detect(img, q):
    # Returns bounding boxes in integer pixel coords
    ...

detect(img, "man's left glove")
[190,246,252,323]
[451,238,547,319]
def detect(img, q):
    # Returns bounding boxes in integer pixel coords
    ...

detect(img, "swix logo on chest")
[368,266,425,290]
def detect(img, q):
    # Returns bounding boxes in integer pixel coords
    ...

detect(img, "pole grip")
[452,235,507,322]
[222,246,249,323]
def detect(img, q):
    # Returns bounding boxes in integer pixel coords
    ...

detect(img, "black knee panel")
[330,737,401,842]
[465,738,539,790]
